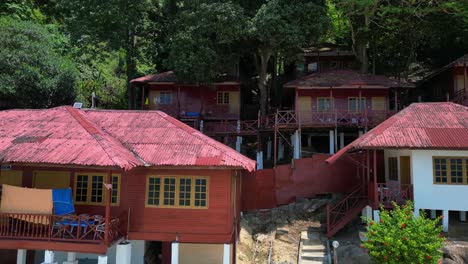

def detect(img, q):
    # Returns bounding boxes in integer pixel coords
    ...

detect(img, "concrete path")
[298,230,329,264]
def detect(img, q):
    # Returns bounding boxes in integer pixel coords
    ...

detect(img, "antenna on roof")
[91,92,96,109]
[73,102,83,109]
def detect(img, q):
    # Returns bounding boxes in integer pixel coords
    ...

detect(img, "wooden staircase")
[326,184,368,238]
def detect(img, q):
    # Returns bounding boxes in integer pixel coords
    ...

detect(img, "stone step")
[302,251,326,258]
[301,260,327,264]
[302,241,325,251]
[302,240,325,247]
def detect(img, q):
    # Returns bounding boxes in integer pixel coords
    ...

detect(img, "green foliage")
[362,201,445,264]
[0,17,77,109]
[250,0,329,57]
[166,2,246,83]
[72,44,128,109]
[0,0,46,23]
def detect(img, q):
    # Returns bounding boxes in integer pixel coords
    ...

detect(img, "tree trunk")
[257,50,271,119]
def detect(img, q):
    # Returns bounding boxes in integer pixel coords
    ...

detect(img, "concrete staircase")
[298,230,329,264]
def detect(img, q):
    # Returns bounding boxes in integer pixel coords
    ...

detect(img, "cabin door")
[399,156,411,185]
[298,96,312,122]
[33,171,70,189]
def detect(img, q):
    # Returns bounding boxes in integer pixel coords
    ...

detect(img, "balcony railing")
[0,211,127,246]
[377,183,413,207]
[299,110,394,128]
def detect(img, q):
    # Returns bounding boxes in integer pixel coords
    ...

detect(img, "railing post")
[326,204,330,236]
[105,171,111,245]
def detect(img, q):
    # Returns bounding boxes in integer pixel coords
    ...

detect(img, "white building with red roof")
[326,102,468,236]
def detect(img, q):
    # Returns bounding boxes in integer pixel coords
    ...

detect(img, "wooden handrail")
[0,212,126,245]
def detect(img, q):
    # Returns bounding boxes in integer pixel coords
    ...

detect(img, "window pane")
[388,158,398,181]
[179,178,192,207]
[450,159,463,184]
[147,177,161,205]
[163,178,176,206]
[348,98,358,112]
[111,175,119,204]
[433,158,447,184]
[90,175,104,203]
[194,178,208,208]
[318,98,330,112]
[75,175,89,202]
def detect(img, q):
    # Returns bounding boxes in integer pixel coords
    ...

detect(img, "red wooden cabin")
[131,71,241,128]
[284,69,412,129]
[416,54,468,106]
[0,106,255,264]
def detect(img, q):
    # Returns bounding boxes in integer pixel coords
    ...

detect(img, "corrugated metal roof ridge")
[155,111,256,172]
[65,107,142,170]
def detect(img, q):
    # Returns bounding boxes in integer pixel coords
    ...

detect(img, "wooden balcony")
[299,110,394,128]
[376,183,413,208]
[0,211,128,254]
[204,120,259,135]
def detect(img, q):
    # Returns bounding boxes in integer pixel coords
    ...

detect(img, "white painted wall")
[34,240,145,264]
[411,150,468,212]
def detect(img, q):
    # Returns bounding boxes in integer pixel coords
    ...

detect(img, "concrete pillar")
[256,151,263,170]
[17,249,26,264]
[358,130,364,137]
[430,210,437,219]
[373,210,380,223]
[278,139,284,160]
[116,242,132,264]
[362,205,372,223]
[199,120,204,133]
[293,130,300,159]
[97,256,107,264]
[42,250,57,264]
[63,252,78,264]
[171,242,179,264]
[460,211,467,222]
[442,210,449,232]
[307,135,312,147]
[223,244,231,264]
[266,139,272,160]
[414,208,420,217]
[339,132,344,149]
[235,136,242,152]
[329,130,335,154]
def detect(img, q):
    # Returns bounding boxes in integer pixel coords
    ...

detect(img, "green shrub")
[362,201,445,263]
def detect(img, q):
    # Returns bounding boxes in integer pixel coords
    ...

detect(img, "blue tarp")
[52,188,75,215]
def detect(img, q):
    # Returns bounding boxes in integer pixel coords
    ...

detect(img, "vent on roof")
[73,102,83,109]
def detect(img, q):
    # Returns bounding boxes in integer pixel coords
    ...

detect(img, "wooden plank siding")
[125,167,236,244]
[0,165,240,250]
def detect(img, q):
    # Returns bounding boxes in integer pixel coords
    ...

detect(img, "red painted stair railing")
[326,184,368,238]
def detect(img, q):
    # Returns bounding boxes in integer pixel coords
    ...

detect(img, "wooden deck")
[0,211,128,254]
[203,109,395,135]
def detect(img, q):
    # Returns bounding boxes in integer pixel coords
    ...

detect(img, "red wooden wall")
[242,154,360,211]
[146,83,240,120]
[123,168,236,244]
[297,88,389,112]
[6,166,239,245]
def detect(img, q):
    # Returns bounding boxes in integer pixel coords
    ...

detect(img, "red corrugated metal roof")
[0,107,255,171]
[284,69,413,89]
[130,71,177,83]
[326,102,468,163]
[130,71,240,85]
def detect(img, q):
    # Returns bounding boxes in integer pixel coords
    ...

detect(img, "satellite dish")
[73,102,83,109]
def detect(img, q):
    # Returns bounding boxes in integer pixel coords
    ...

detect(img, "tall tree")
[56,0,155,109]
[0,17,77,108]
[249,0,329,117]
[165,2,246,83]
